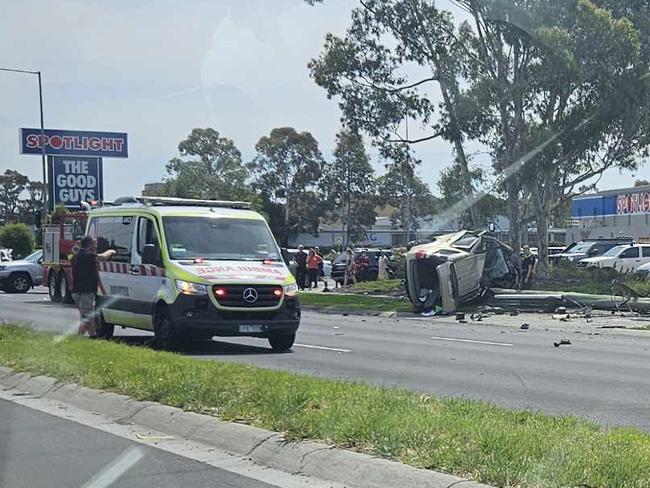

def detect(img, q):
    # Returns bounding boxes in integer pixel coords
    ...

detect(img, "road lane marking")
[430,336,513,347]
[81,446,145,488]
[294,343,352,353]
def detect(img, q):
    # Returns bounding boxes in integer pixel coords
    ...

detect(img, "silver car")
[0,249,43,293]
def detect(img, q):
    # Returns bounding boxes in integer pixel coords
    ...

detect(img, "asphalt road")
[3,289,650,430]
[0,398,276,488]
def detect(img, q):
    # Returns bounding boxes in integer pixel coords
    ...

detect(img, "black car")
[331,249,394,285]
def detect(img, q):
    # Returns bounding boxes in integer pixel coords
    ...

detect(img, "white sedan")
[578,244,650,273]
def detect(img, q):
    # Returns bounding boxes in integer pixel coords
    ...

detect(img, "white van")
[86,196,301,350]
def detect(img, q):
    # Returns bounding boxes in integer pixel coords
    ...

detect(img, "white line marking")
[81,446,145,488]
[430,336,513,347]
[294,343,352,353]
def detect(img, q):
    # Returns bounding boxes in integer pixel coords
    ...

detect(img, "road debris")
[554,339,572,347]
[520,323,529,330]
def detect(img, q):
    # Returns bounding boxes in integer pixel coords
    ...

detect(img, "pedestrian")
[520,245,536,290]
[377,252,388,280]
[357,251,370,281]
[295,245,307,290]
[344,248,357,287]
[307,249,322,289]
[71,236,115,337]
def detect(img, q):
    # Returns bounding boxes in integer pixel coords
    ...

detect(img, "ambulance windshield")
[163,217,282,261]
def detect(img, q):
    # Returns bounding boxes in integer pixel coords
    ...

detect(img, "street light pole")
[0,67,48,220]
[37,71,47,216]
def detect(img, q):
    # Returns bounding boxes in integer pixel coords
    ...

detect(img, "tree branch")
[385,130,444,144]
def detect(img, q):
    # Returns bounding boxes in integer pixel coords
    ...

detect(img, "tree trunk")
[532,190,550,279]
[507,181,521,253]
[438,79,480,228]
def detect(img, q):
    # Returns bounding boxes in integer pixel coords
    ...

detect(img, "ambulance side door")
[129,216,165,330]
[93,215,137,326]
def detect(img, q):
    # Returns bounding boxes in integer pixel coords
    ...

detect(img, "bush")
[0,223,33,259]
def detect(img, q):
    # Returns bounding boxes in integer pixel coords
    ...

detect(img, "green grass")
[299,292,412,313]
[2,325,650,487]
[344,279,405,295]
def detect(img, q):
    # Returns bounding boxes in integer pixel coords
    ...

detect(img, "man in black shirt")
[72,236,115,336]
[295,245,307,290]
[520,245,537,290]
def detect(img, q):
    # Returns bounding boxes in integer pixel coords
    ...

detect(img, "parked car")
[0,249,43,293]
[549,238,633,263]
[331,248,395,285]
[578,244,650,273]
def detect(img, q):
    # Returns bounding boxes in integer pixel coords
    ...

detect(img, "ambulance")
[87,196,300,351]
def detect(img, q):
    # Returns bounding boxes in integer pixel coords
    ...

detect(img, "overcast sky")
[1,0,646,200]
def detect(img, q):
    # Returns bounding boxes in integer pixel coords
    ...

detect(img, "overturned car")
[405,231,519,314]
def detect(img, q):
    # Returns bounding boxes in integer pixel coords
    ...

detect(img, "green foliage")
[377,143,438,235]
[50,204,69,224]
[163,128,254,202]
[0,223,33,258]
[320,129,377,244]
[250,127,326,244]
[5,325,650,487]
[0,170,29,225]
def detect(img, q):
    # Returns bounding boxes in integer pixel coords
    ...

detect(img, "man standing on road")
[344,248,357,287]
[295,245,307,290]
[377,252,388,280]
[520,245,536,290]
[71,236,115,337]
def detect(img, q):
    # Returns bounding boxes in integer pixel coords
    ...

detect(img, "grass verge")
[299,292,412,313]
[343,279,405,296]
[2,325,650,487]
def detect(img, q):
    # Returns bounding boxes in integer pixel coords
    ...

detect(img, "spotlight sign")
[48,156,103,209]
[20,128,128,158]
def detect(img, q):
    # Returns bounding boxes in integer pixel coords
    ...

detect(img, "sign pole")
[37,71,47,220]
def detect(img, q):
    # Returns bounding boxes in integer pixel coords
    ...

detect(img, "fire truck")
[42,211,88,303]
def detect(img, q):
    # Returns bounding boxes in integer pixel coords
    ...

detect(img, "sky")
[1,0,647,201]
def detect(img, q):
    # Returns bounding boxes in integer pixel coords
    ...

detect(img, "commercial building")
[567,185,650,242]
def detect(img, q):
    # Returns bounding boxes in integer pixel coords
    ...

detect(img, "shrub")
[0,223,33,259]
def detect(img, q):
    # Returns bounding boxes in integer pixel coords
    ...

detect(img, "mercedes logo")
[243,287,258,303]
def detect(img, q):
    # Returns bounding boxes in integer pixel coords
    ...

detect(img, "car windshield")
[603,245,629,257]
[22,250,41,263]
[570,242,597,253]
[163,217,281,261]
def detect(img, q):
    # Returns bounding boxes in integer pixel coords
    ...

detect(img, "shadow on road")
[111,335,285,356]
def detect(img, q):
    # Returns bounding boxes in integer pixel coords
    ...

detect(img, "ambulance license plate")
[239,325,264,333]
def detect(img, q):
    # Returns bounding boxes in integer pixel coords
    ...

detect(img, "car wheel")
[268,332,295,352]
[153,306,182,351]
[48,272,61,302]
[95,301,115,339]
[7,272,31,294]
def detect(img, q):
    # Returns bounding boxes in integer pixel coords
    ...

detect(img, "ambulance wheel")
[48,272,61,302]
[154,307,182,351]
[268,332,295,352]
[59,273,73,304]
[95,310,114,339]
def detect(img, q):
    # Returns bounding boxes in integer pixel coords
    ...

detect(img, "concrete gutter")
[0,366,492,488]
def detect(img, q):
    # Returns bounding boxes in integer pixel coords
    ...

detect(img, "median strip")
[1,325,650,488]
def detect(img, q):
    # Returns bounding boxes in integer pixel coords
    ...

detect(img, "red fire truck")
[42,212,88,303]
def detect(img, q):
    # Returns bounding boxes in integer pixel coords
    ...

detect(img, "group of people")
[294,245,326,290]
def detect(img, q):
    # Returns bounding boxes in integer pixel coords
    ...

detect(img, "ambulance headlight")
[283,283,299,297]
[175,280,208,296]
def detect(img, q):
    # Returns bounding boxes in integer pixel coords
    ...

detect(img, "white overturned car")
[0,250,43,293]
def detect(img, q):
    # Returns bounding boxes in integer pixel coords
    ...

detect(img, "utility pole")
[0,67,48,220]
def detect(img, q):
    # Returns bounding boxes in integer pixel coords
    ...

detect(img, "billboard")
[20,128,128,158]
[48,156,103,210]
